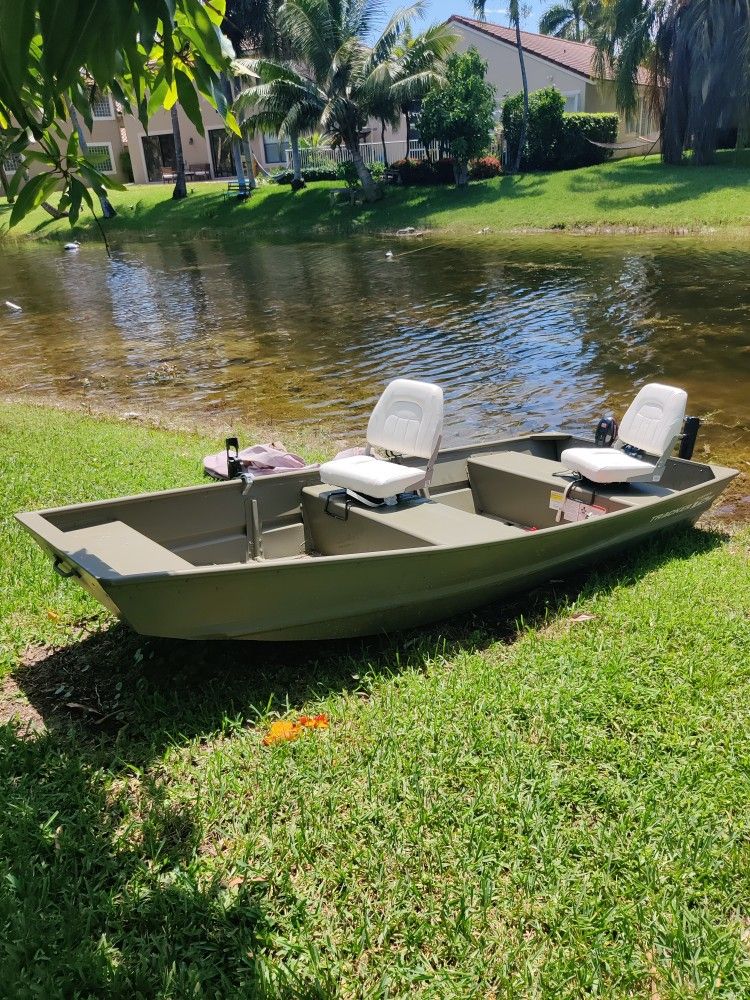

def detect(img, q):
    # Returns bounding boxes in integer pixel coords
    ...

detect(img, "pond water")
[1,234,748,450]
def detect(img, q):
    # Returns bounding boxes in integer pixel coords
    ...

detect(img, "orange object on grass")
[262,713,330,746]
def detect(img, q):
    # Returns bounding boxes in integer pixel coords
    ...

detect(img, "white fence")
[288,139,439,171]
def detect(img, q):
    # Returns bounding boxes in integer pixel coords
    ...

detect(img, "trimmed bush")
[469,155,501,179]
[389,157,456,186]
[271,165,339,183]
[502,87,620,171]
[503,87,564,171]
[557,113,619,168]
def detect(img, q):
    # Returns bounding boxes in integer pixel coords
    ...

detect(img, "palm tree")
[391,22,458,160]
[238,0,451,201]
[235,59,323,187]
[169,106,189,199]
[592,0,750,164]
[539,0,600,42]
[472,0,529,173]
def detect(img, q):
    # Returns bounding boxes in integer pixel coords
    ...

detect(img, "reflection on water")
[1,235,748,447]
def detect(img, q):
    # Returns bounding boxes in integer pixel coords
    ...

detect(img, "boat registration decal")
[549,490,607,523]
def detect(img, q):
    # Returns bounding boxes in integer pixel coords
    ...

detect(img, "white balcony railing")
[286,139,439,171]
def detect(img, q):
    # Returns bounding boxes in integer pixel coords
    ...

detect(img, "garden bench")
[224,181,252,201]
[186,163,211,181]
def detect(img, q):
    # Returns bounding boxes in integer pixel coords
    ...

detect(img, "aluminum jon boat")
[17,380,737,641]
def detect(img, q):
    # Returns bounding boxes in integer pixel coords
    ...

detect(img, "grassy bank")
[3,154,750,243]
[1,401,750,996]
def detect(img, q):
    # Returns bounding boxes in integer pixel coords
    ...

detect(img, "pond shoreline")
[3,153,750,243]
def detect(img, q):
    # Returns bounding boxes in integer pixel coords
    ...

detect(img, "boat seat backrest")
[617,383,687,457]
[366,378,444,460]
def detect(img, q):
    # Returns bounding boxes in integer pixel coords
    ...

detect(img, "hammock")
[587,133,661,150]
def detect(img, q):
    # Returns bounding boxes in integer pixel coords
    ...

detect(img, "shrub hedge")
[502,87,619,171]
[271,155,503,187]
[469,155,501,179]
[557,114,619,168]
[271,165,339,183]
[389,155,500,185]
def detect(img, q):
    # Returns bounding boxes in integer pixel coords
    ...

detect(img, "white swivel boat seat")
[561,383,687,485]
[319,379,444,501]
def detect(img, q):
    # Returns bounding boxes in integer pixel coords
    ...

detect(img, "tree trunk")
[290,133,303,183]
[222,73,248,194]
[453,160,469,187]
[170,106,188,199]
[736,113,749,161]
[512,19,530,175]
[0,162,13,204]
[67,98,117,216]
[404,109,411,155]
[240,135,257,188]
[348,145,380,202]
[230,135,246,191]
[41,201,69,219]
[380,120,389,168]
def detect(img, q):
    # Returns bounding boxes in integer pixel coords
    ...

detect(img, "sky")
[381,0,551,35]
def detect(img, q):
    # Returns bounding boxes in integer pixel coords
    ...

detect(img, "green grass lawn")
[3,153,750,244]
[1,400,750,996]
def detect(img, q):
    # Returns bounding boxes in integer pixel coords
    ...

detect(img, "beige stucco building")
[123,94,290,184]
[3,90,131,185]
[447,16,656,144]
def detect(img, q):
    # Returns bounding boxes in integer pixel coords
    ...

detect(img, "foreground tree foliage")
[593,0,750,164]
[0,0,237,225]
[418,48,495,186]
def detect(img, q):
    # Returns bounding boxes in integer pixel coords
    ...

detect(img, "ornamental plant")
[417,48,495,187]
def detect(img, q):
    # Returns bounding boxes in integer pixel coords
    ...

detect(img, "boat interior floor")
[38,443,717,575]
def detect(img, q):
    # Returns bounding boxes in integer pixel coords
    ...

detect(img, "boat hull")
[17,435,737,641]
[97,478,725,640]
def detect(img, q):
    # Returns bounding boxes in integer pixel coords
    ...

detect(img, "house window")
[625,98,654,136]
[2,151,21,173]
[562,92,581,113]
[90,90,113,119]
[263,134,289,164]
[87,143,114,173]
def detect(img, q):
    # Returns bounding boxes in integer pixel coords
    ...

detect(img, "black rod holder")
[678,416,701,460]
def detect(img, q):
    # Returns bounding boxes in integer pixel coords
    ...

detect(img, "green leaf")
[224,109,241,137]
[147,72,170,117]
[204,0,226,26]
[0,0,36,103]
[68,176,86,225]
[9,172,60,227]
[175,68,203,136]
[164,79,179,111]
[177,0,226,73]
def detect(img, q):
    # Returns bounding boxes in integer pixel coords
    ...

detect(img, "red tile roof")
[448,15,648,85]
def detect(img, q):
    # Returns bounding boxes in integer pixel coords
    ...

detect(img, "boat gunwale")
[16,456,738,587]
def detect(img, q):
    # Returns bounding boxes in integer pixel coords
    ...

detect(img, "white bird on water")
[385,250,394,259]
[64,240,81,252]
[4,301,22,313]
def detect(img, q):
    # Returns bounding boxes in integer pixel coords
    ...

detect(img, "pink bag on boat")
[203,441,319,480]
